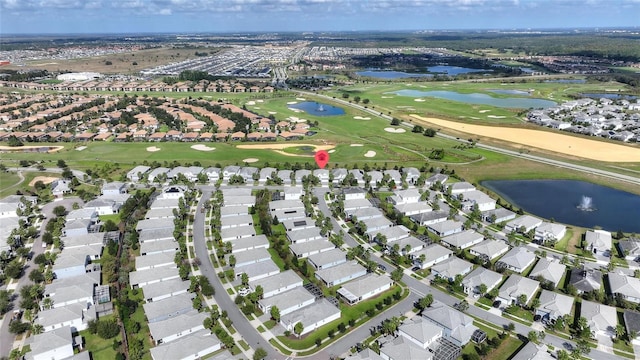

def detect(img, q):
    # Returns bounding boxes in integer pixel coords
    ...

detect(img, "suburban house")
[289,239,334,258]
[337,274,394,304]
[379,336,433,360]
[287,228,324,244]
[234,260,280,282]
[422,303,479,347]
[388,189,420,205]
[608,273,640,304]
[427,220,464,237]
[410,211,448,226]
[617,239,640,261]
[258,287,316,316]
[280,298,341,336]
[534,222,567,244]
[569,265,602,294]
[430,257,474,281]
[398,316,443,350]
[412,244,453,269]
[230,234,270,253]
[441,230,484,250]
[129,267,180,288]
[220,225,257,242]
[149,330,222,360]
[307,248,347,270]
[142,293,195,323]
[528,258,567,287]
[580,300,618,338]
[459,190,496,212]
[231,247,271,268]
[496,247,537,273]
[141,278,189,303]
[447,182,476,194]
[462,267,503,296]
[535,290,574,323]
[469,240,510,261]
[623,310,640,345]
[315,261,367,287]
[28,326,75,360]
[249,270,303,299]
[504,215,543,234]
[127,165,151,182]
[585,229,612,255]
[135,251,177,271]
[482,208,516,224]
[148,310,208,345]
[36,302,96,332]
[496,275,540,307]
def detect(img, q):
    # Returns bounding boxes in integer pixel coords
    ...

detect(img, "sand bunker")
[410,114,640,162]
[384,127,406,133]
[146,146,161,152]
[268,111,277,114]
[246,101,256,105]
[29,176,58,187]
[381,96,393,99]
[76,146,87,151]
[287,117,307,123]
[364,150,376,158]
[256,100,264,103]
[191,144,215,151]
[487,115,506,119]
[479,110,491,113]
[328,149,336,153]
[296,98,306,101]
[254,107,261,110]
[353,116,371,120]
[287,101,298,105]
[414,99,426,102]
[351,144,364,147]
[243,158,259,163]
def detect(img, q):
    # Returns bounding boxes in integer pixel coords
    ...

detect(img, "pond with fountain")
[288,101,345,116]
[481,179,640,232]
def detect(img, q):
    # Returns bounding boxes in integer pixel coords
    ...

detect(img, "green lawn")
[99,213,121,224]
[0,171,22,197]
[80,315,123,360]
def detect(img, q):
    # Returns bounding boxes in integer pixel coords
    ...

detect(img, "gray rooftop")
[315,260,367,285]
[140,238,179,255]
[441,230,483,248]
[258,287,315,313]
[431,257,473,279]
[220,225,256,240]
[289,239,334,258]
[136,218,175,232]
[529,258,567,286]
[142,292,195,323]
[148,310,209,341]
[287,227,323,243]
[139,227,175,243]
[149,329,221,360]
[307,248,347,269]
[249,270,303,297]
[280,298,341,332]
[141,278,189,301]
[129,266,180,287]
[135,250,177,270]
[337,274,393,301]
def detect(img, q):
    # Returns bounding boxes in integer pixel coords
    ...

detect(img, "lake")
[356,70,433,79]
[288,101,345,116]
[388,90,557,109]
[426,65,489,75]
[580,93,638,100]
[482,179,640,232]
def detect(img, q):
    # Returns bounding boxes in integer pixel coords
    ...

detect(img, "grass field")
[2,80,640,197]
[3,47,222,75]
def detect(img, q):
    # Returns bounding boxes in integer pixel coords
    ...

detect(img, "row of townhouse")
[0,80,275,93]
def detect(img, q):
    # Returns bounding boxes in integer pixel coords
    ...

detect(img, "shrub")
[97,318,120,339]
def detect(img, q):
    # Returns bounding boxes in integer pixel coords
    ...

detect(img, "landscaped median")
[273,285,408,355]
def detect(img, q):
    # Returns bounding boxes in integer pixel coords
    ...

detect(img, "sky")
[1,0,639,35]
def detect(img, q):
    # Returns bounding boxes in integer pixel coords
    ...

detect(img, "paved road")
[296,90,640,187]
[312,187,618,360]
[193,191,286,360]
[0,198,82,358]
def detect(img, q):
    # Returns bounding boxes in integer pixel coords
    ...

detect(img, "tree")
[97,318,120,339]
[390,118,400,126]
[294,322,304,338]
[391,267,403,283]
[29,269,44,283]
[527,330,539,344]
[253,347,267,360]
[517,294,528,308]
[424,128,436,137]
[417,294,433,313]
[57,159,67,168]
[530,298,540,311]
[228,254,236,267]
[53,205,67,217]
[270,306,281,322]
[615,324,626,340]
[5,260,23,279]
[478,283,488,296]
[241,273,249,286]
[9,320,30,334]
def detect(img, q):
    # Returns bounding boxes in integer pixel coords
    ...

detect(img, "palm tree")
[616,324,626,340]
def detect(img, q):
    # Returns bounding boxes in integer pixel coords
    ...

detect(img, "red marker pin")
[315,150,329,169]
